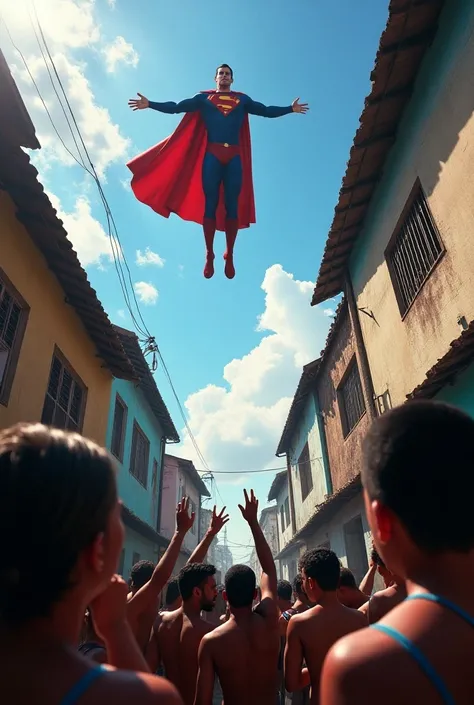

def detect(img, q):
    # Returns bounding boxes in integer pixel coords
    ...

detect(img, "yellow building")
[0,50,134,443]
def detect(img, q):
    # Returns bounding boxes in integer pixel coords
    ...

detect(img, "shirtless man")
[358,571,406,624]
[147,506,229,674]
[321,401,474,705]
[279,575,311,705]
[194,489,280,705]
[155,563,218,704]
[126,497,195,653]
[337,568,367,609]
[284,548,366,704]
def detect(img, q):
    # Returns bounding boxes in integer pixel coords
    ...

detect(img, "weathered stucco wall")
[0,191,112,442]
[316,307,369,492]
[350,0,474,405]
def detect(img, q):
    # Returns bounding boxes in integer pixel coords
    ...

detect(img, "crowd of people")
[1,399,473,704]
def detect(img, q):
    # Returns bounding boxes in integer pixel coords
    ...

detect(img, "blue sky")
[1,0,388,559]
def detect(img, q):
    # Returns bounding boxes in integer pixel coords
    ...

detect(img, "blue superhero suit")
[148,93,292,221]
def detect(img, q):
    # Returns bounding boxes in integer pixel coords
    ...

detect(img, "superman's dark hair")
[215,63,233,79]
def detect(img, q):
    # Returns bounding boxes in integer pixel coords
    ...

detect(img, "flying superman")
[127,63,308,279]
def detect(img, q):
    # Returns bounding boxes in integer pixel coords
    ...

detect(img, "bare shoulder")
[94,670,183,705]
[343,604,368,627]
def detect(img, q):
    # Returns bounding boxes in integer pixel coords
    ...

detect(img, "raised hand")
[238,489,259,525]
[292,98,309,114]
[176,496,195,534]
[209,505,230,536]
[128,92,150,111]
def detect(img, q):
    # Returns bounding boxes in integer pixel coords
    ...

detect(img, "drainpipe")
[344,273,377,421]
[285,452,297,535]
[312,389,333,496]
[156,436,166,534]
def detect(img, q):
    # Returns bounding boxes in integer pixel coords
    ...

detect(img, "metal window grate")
[111,396,127,460]
[388,189,443,315]
[340,361,365,437]
[298,442,313,501]
[41,353,86,432]
[0,281,23,390]
[130,422,150,488]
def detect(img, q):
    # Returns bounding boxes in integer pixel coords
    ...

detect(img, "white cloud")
[178,265,332,480]
[324,308,335,317]
[102,36,139,73]
[120,179,131,191]
[136,248,165,268]
[117,309,126,319]
[46,191,114,268]
[134,281,159,305]
[1,2,131,178]
[107,0,117,7]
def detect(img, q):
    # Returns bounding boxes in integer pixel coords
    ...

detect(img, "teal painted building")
[106,326,180,580]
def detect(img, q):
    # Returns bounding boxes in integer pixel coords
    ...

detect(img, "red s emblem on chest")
[208,93,241,116]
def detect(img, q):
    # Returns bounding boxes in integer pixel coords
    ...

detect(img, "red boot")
[203,218,216,279]
[224,218,238,279]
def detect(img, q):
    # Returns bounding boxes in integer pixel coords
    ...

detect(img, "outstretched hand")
[292,98,309,114]
[176,496,195,534]
[209,505,230,536]
[238,489,259,525]
[128,93,150,111]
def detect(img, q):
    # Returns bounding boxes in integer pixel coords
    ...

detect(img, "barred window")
[386,185,444,316]
[339,359,365,438]
[41,350,87,432]
[0,270,29,405]
[111,394,127,461]
[298,442,313,501]
[284,497,290,527]
[280,504,286,532]
[130,421,150,488]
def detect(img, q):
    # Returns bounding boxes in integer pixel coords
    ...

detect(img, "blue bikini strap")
[371,624,455,705]
[407,592,474,627]
[60,664,108,705]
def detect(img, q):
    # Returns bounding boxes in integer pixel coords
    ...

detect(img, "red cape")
[126,91,256,232]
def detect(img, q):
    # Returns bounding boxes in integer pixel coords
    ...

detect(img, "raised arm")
[188,505,229,564]
[127,497,194,626]
[239,489,278,622]
[128,92,202,114]
[245,96,308,118]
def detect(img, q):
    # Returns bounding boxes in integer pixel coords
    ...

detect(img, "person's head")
[337,567,363,608]
[362,400,474,579]
[0,423,123,628]
[371,546,393,588]
[130,560,154,592]
[293,574,309,604]
[277,579,293,608]
[165,577,181,609]
[178,563,217,611]
[215,63,233,91]
[224,564,257,609]
[299,548,341,603]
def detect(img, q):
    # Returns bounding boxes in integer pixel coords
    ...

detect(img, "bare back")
[157,608,213,705]
[289,603,366,705]
[360,583,406,624]
[201,610,280,705]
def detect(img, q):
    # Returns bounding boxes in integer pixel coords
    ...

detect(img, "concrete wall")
[275,483,293,551]
[160,455,201,553]
[178,464,201,552]
[350,0,474,405]
[316,306,370,492]
[288,392,330,529]
[121,525,161,581]
[0,191,112,442]
[106,379,165,529]
[305,492,371,585]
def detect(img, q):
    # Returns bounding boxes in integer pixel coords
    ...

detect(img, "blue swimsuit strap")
[371,624,455,705]
[60,664,108,705]
[407,591,474,627]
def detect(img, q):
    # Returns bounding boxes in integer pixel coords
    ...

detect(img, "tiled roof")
[114,326,180,442]
[408,319,474,399]
[276,359,321,456]
[268,470,287,502]
[166,454,211,498]
[0,51,135,380]
[276,474,362,560]
[311,0,446,306]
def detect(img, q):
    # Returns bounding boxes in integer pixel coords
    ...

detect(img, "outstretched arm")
[188,505,229,564]
[128,92,202,114]
[126,498,194,626]
[246,96,308,118]
[239,489,278,623]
